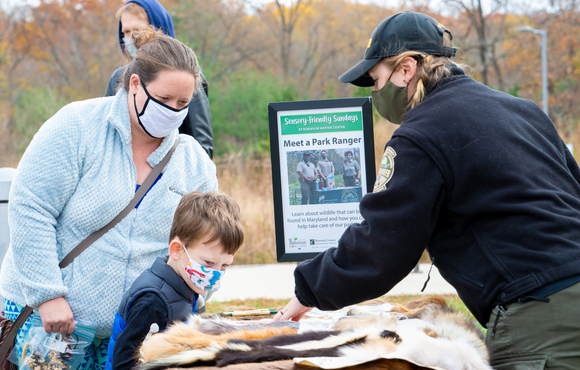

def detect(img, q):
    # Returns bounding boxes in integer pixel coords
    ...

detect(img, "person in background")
[316,150,335,189]
[105,0,214,158]
[297,152,318,205]
[106,191,244,370]
[274,11,580,369]
[341,150,360,187]
[0,28,217,369]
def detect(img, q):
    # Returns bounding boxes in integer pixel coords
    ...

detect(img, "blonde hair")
[116,2,149,23]
[122,26,201,93]
[381,33,462,113]
[170,191,245,255]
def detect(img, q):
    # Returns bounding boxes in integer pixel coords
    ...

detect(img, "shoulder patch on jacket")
[373,147,397,193]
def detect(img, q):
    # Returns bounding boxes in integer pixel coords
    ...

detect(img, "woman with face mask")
[274,11,580,369]
[0,27,218,367]
[341,150,360,187]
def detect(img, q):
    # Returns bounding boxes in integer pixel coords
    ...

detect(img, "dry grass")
[205,293,463,315]
[204,293,482,330]
[215,154,277,265]
[0,118,19,168]
[205,298,288,315]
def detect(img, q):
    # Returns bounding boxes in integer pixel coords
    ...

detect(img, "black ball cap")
[339,11,457,87]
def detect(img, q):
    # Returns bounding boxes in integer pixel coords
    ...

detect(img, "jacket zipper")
[421,262,434,292]
[490,305,506,338]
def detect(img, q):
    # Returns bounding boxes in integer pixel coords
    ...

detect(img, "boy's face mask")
[179,244,225,291]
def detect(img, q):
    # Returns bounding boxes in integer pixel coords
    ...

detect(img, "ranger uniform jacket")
[294,66,580,325]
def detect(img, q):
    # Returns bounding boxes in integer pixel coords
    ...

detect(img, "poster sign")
[268,98,375,262]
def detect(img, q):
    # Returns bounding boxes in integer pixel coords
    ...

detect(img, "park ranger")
[296,152,318,205]
[276,11,580,369]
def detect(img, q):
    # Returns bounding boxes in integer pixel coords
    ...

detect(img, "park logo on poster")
[268,98,375,262]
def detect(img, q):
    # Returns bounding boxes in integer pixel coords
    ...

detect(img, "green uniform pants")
[485,281,580,370]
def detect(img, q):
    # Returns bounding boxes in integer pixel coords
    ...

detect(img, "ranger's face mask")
[371,69,409,125]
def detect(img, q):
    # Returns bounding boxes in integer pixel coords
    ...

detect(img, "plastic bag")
[7,314,97,370]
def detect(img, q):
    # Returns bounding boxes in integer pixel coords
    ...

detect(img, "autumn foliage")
[1,0,579,263]
[2,0,580,160]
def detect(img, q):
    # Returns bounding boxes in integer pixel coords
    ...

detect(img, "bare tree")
[440,0,509,88]
[251,0,312,81]
[171,0,270,82]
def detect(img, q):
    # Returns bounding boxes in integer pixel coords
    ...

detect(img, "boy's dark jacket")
[105,257,197,370]
[105,0,214,158]
[294,66,580,326]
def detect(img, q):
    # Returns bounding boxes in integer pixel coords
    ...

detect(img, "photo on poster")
[287,148,363,206]
[269,98,375,262]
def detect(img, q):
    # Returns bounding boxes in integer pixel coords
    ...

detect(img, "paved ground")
[210,262,457,302]
[0,263,456,305]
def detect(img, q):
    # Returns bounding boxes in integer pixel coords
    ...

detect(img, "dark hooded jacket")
[294,66,580,326]
[105,0,214,158]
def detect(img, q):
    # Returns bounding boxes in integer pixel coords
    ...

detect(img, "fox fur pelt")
[136,296,492,370]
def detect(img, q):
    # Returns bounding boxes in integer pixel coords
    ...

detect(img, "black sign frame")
[268,97,375,262]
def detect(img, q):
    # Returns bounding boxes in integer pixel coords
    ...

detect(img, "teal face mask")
[371,70,409,125]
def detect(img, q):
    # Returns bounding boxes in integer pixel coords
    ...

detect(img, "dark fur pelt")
[215,330,402,367]
[136,296,492,370]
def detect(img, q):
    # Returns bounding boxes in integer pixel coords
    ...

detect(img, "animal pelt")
[137,316,299,365]
[174,359,429,370]
[334,297,489,365]
[136,296,492,370]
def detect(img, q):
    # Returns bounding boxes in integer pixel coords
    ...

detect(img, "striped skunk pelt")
[136,296,492,370]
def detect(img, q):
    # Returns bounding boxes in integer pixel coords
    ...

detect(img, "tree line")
[1,0,579,164]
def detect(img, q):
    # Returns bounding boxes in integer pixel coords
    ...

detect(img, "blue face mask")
[123,37,137,58]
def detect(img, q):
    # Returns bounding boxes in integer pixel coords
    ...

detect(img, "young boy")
[105,191,245,370]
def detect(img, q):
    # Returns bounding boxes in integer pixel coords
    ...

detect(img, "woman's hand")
[273,295,313,322]
[38,297,75,334]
